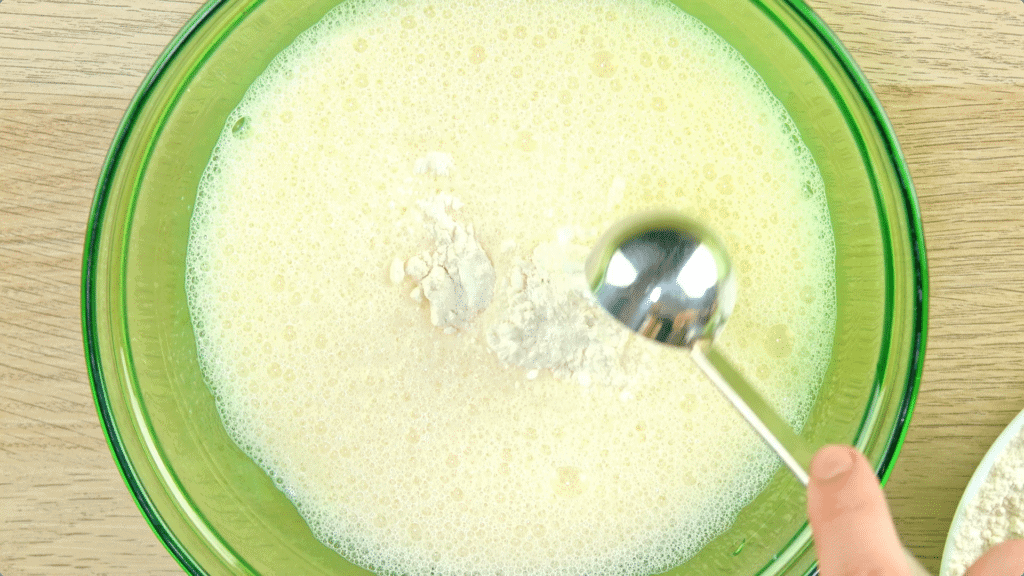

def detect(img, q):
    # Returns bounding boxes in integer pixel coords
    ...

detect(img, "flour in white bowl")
[943,424,1024,576]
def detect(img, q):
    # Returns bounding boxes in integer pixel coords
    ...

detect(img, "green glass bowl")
[83,0,927,574]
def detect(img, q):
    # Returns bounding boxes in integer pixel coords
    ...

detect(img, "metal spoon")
[585,211,815,485]
[585,212,932,576]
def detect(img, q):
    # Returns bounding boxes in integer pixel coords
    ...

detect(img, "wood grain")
[2,0,1023,574]
[806,0,1024,569]
[2,3,206,574]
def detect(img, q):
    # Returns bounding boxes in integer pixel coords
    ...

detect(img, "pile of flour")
[943,422,1024,576]
[395,155,637,389]
[486,240,634,389]
[395,193,496,333]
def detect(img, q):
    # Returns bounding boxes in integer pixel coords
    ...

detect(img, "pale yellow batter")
[185,0,836,575]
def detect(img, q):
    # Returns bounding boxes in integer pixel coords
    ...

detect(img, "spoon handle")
[689,342,814,486]
[691,344,934,575]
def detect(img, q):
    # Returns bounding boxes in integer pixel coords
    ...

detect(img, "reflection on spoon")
[585,212,813,485]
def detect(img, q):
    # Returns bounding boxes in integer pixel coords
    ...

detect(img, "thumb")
[966,540,1024,576]
[807,445,911,576]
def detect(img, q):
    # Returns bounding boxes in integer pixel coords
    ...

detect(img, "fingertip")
[966,539,1024,576]
[807,445,878,525]
[806,445,905,576]
[810,445,857,484]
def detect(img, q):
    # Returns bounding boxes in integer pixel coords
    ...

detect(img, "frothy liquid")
[186,1,836,575]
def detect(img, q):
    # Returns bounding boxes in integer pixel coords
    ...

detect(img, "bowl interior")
[84,0,925,574]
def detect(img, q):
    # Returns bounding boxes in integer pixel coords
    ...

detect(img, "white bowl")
[940,406,1024,575]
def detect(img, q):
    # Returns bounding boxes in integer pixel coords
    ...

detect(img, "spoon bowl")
[586,213,735,348]
[587,212,813,485]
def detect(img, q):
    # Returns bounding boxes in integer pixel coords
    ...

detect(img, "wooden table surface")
[2,0,1023,574]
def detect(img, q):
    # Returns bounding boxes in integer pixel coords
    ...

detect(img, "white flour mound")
[943,422,1024,576]
[400,193,496,333]
[397,188,638,389]
[486,239,635,390]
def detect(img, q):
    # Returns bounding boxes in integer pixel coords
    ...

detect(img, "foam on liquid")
[186,1,836,575]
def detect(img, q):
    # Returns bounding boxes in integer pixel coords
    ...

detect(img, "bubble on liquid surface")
[553,466,586,498]
[764,324,795,359]
[590,50,618,78]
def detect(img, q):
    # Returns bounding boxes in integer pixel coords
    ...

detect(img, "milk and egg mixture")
[186,0,836,575]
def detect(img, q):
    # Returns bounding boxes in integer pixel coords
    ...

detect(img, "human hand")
[806,444,1024,576]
